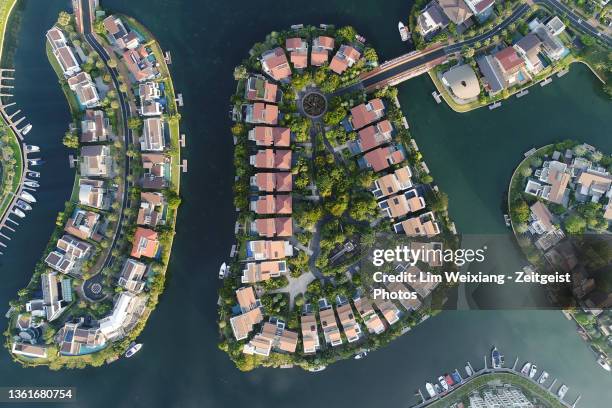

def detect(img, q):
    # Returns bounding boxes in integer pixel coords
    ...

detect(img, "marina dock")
[411,349,579,408]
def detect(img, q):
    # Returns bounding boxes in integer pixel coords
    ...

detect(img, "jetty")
[489,101,501,110]
[540,77,552,87]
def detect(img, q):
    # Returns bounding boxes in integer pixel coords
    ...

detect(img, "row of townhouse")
[260,36,362,82]
[348,98,441,238]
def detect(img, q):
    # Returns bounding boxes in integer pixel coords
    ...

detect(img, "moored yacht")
[557,384,568,399]
[25,145,40,153]
[24,180,39,188]
[13,208,25,218]
[15,200,31,211]
[529,364,537,379]
[20,191,36,203]
[597,355,611,372]
[491,346,503,368]
[438,376,449,392]
[398,22,409,42]
[521,362,532,376]
[125,342,142,358]
[465,364,473,377]
[538,371,549,384]
[425,382,436,398]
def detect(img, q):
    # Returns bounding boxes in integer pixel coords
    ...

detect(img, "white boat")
[438,376,449,392]
[21,124,32,135]
[20,191,36,203]
[125,342,142,358]
[425,382,437,398]
[25,145,40,153]
[465,364,473,377]
[529,364,537,379]
[557,384,568,399]
[28,158,43,166]
[520,362,531,376]
[15,200,31,211]
[27,171,40,178]
[218,262,227,279]
[503,214,511,227]
[538,371,549,384]
[13,208,25,218]
[597,355,611,371]
[491,346,504,368]
[24,180,39,188]
[398,21,409,42]
[308,366,326,372]
[354,350,368,360]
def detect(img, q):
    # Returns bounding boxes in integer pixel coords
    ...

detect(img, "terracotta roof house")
[394,211,440,237]
[576,170,612,199]
[11,343,48,359]
[514,33,543,74]
[385,281,422,312]
[493,46,525,86]
[245,76,278,103]
[336,302,362,343]
[350,98,385,130]
[243,320,298,356]
[373,299,401,325]
[46,26,68,50]
[80,145,111,178]
[137,192,165,227]
[246,240,293,260]
[417,1,450,35]
[529,201,555,235]
[330,44,361,74]
[251,195,292,215]
[260,47,291,81]
[245,103,279,125]
[353,297,385,334]
[363,145,406,172]
[251,172,293,192]
[372,166,413,199]
[64,208,100,241]
[301,312,320,353]
[248,126,290,147]
[81,110,110,143]
[251,217,293,238]
[123,46,158,82]
[319,302,343,347]
[68,72,100,108]
[230,306,264,341]
[250,149,292,170]
[241,260,287,283]
[118,258,147,293]
[356,120,393,152]
[236,286,261,312]
[130,227,160,259]
[404,265,439,298]
[139,81,161,101]
[525,161,570,205]
[78,179,106,209]
[438,0,473,24]
[102,15,139,49]
[285,38,308,69]
[378,188,426,219]
[141,153,170,189]
[141,117,166,152]
[311,36,335,66]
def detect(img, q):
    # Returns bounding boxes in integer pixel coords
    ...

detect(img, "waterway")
[0,1,610,407]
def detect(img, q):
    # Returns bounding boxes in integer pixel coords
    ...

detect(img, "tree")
[57,11,71,27]
[580,35,596,47]
[233,65,248,80]
[421,174,434,184]
[511,200,530,224]
[107,59,118,68]
[128,117,143,130]
[464,47,475,58]
[564,214,586,234]
[62,131,79,149]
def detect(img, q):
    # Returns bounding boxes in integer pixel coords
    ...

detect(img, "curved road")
[80,0,132,300]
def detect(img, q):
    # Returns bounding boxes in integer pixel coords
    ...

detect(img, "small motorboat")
[425,382,437,398]
[438,376,449,392]
[21,124,32,135]
[597,355,611,371]
[24,180,39,188]
[15,200,31,211]
[25,145,40,153]
[125,342,142,358]
[27,171,40,178]
[504,214,511,227]
[28,158,44,166]
[13,208,25,218]
[529,364,538,379]
[218,262,227,279]
[398,21,409,42]
[308,366,326,372]
[20,191,36,203]
[557,384,568,399]
[520,362,531,376]
[465,364,473,377]
[538,371,549,384]
[452,369,463,384]
[354,350,368,360]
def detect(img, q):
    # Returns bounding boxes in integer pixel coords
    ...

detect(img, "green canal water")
[0,1,610,407]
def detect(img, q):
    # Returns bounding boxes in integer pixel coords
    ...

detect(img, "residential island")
[508,141,612,372]
[408,0,611,111]
[4,0,183,369]
[220,24,460,371]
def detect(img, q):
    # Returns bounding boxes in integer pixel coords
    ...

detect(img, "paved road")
[338,1,610,95]
[535,0,612,47]
[80,0,132,297]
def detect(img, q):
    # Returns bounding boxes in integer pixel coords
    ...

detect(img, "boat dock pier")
[516,89,529,98]
[431,91,442,104]
[411,351,578,408]
[540,77,552,87]
[488,101,501,110]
